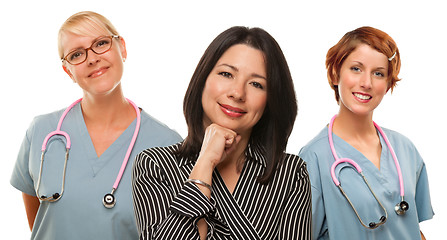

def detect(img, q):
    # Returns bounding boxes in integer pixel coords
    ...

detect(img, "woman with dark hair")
[132,26,311,239]
[299,26,433,239]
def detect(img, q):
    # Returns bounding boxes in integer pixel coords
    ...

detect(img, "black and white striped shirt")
[132,142,312,239]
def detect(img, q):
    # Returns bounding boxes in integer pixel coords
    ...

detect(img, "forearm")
[134,183,215,239]
[188,156,215,199]
[22,193,40,231]
[139,214,200,240]
[420,231,426,240]
[133,163,214,239]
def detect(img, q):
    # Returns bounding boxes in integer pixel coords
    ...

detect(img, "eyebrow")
[66,36,106,54]
[352,61,387,70]
[217,63,267,80]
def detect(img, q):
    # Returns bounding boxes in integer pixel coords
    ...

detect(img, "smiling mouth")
[219,103,246,113]
[88,67,108,78]
[353,93,372,100]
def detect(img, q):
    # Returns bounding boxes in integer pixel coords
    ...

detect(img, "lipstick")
[219,103,246,118]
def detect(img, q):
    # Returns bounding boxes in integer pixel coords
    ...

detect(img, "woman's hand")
[199,123,242,168]
[188,124,241,198]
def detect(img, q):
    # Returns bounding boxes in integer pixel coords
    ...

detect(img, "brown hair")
[326,26,401,102]
[177,26,297,184]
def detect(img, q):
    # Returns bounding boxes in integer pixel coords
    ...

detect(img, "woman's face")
[201,44,267,138]
[335,44,389,117]
[61,30,127,97]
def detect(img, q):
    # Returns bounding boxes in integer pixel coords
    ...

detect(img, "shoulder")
[380,127,415,147]
[139,110,182,141]
[379,126,425,167]
[134,142,182,168]
[133,142,184,182]
[24,108,68,140]
[139,110,176,132]
[31,108,66,127]
[299,127,329,162]
[282,153,306,170]
[280,153,309,180]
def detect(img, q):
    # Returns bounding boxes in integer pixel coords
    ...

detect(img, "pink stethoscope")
[36,98,141,209]
[328,115,408,229]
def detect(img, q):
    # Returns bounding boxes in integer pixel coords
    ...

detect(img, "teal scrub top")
[10,102,182,240]
[299,126,434,240]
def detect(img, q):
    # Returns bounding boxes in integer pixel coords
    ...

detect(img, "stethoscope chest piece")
[395,200,409,215]
[103,193,116,208]
[328,115,409,229]
[39,98,141,208]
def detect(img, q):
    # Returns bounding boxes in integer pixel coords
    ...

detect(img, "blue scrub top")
[10,102,182,240]
[299,126,434,240]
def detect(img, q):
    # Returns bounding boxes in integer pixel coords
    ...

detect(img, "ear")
[331,69,339,86]
[332,75,339,86]
[332,78,339,86]
[118,37,127,60]
[62,65,76,82]
[386,78,393,93]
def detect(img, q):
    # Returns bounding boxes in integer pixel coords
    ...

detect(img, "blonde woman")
[10,11,181,239]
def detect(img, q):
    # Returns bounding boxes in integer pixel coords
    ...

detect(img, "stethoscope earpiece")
[103,193,116,208]
[395,200,409,215]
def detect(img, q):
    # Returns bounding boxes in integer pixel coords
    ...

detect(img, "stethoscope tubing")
[37,98,140,207]
[328,114,405,198]
[372,120,405,197]
[112,98,141,190]
[41,98,82,151]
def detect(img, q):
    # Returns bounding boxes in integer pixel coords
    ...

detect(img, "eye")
[250,81,264,90]
[68,50,85,61]
[350,66,361,72]
[96,40,110,47]
[93,38,112,52]
[218,72,233,78]
[373,71,385,77]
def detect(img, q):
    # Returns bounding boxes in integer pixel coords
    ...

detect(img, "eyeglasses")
[61,35,120,65]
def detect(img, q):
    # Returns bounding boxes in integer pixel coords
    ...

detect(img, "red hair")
[326,26,401,102]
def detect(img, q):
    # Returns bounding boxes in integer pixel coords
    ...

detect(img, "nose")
[360,73,372,89]
[228,80,246,102]
[86,48,100,65]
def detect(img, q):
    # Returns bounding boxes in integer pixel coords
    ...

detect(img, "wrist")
[185,179,212,191]
[196,154,219,170]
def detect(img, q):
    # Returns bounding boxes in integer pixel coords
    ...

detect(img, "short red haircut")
[326,26,401,102]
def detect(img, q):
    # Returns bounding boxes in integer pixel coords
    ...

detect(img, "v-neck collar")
[74,103,137,176]
[330,128,391,183]
[212,169,261,239]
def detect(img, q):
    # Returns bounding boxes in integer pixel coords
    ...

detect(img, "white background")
[1,0,444,238]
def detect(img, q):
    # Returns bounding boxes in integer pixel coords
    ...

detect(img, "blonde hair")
[58,11,119,59]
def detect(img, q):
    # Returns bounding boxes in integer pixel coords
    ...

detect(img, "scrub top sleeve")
[299,148,327,239]
[415,163,434,222]
[10,124,37,196]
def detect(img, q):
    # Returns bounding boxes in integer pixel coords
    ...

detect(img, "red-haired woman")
[299,26,433,240]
